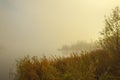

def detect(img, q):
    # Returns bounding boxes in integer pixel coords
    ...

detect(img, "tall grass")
[14,49,120,80]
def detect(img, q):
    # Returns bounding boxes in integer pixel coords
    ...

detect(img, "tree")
[99,7,120,55]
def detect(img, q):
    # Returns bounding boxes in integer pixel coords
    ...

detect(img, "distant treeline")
[58,41,96,54]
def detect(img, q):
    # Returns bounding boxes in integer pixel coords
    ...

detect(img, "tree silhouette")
[99,7,120,55]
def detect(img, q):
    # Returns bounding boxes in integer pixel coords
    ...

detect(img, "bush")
[14,50,119,80]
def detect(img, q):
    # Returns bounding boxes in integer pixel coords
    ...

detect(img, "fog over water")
[0,0,120,80]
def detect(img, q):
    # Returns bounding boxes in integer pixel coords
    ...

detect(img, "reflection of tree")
[58,41,96,54]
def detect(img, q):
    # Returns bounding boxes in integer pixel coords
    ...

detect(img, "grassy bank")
[14,49,120,80]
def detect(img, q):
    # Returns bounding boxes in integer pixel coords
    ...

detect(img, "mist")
[58,41,96,54]
[0,0,120,80]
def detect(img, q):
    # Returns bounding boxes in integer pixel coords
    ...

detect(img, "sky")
[0,0,120,79]
[0,0,120,53]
